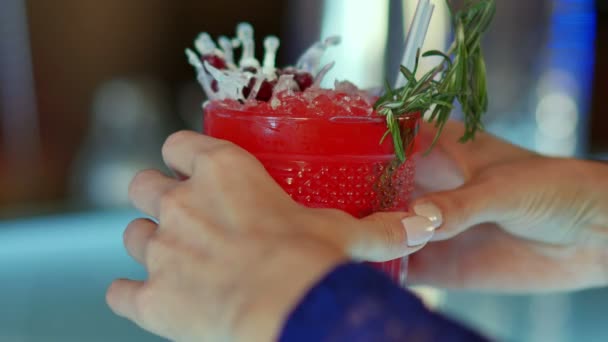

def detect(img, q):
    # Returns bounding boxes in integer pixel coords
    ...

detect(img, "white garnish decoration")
[296,36,341,75]
[263,36,280,77]
[195,33,218,55]
[186,49,217,99]
[204,61,250,101]
[247,71,265,100]
[186,48,203,69]
[186,23,343,101]
[218,35,236,68]
[236,22,260,69]
[313,61,336,88]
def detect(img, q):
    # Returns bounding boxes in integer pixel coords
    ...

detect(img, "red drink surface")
[203,91,420,284]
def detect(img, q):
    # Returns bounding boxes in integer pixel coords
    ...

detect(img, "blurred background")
[0,0,605,341]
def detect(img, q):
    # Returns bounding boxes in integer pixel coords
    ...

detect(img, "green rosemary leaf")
[413,48,421,74]
[475,50,489,111]
[399,66,417,85]
[477,0,496,33]
[384,79,394,98]
[425,110,449,155]
[392,123,406,162]
[374,0,495,163]
[399,87,414,102]
[374,80,395,110]
[431,100,455,108]
[422,50,453,67]
[462,1,488,19]
[380,129,391,144]
[383,101,406,109]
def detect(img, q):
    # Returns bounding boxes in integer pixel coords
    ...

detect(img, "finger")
[414,145,466,194]
[406,227,606,292]
[348,212,437,262]
[406,228,531,289]
[129,169,178,218]
[124,218,158,265]
[161,130,234,177]
[418,120,535,176]
[410,178,504,241]
[106,279,144,321]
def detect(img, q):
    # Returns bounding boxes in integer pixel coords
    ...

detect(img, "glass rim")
[204,100,421,124]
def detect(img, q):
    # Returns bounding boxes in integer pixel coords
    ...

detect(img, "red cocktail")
[188,23,420,284]
[203,90,419,284]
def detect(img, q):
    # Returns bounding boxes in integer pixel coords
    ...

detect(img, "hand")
[106,131,433,341]
[407,121,608,292]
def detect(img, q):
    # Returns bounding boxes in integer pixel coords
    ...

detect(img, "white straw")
[399,0,427,78]
[394,0,435,88]
[418,2,435,57]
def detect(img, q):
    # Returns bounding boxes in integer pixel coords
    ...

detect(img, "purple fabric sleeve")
[279,263,490,342]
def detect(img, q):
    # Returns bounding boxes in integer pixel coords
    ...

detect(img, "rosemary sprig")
[375,0,496,162]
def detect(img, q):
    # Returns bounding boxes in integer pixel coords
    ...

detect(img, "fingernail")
[413,202,443,229]
[402,216,436,247]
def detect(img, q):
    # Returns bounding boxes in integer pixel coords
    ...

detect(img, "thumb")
[348,211,437,262]
[411,179,499,241]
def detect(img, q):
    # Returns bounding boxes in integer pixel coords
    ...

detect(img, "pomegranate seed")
[256,80,276,102]
[211,80,219,93]
[242,78,257,99]
[242,78,276,102]
[294,72,313,91]
[202,55,227,70]
[277,68,313,91]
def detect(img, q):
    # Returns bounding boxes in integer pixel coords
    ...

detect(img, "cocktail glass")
[203,99,420,285]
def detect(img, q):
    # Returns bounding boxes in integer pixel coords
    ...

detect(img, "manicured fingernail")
[413,202,443,229]
[402,216,435,247]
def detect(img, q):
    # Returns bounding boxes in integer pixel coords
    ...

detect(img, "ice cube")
[334,80,360,95]
[270,97,281,110]
[273,75,299,94]
[274,91,308,116]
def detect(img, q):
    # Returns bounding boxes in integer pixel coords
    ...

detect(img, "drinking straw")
[394,0,435,89]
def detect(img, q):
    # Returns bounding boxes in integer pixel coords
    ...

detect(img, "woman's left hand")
[106,131,434,341]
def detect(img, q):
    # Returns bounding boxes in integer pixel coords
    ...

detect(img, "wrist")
[233,241,347,342]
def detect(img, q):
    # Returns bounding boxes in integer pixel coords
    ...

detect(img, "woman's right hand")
[406,120,608,292]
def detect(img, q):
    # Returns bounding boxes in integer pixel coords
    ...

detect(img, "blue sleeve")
[279,263,490,342]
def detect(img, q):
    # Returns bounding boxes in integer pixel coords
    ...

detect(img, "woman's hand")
[408,121,608,292]
[106,131,434,341]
